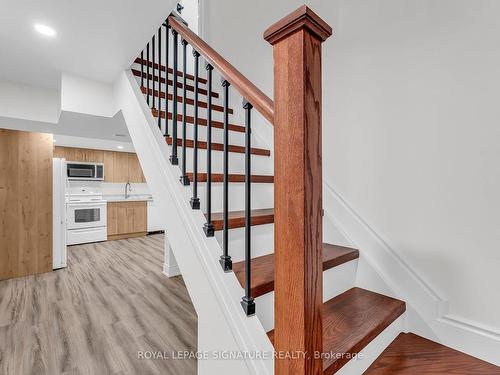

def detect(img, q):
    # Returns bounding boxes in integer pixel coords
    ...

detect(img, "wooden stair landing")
[233,244,359,298]
[208,208,274,231]
[268,287,406,374]
[165,137,271,156]
[187,173,274,183]
[365,332,500,374]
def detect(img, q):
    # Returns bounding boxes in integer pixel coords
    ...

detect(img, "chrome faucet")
[125,182,132,199]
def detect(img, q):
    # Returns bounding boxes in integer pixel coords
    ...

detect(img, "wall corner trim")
[163,262,181,277]
[323,182,448,321]
[323,182,500,365]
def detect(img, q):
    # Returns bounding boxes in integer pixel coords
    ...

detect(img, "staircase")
[116,4,500,375]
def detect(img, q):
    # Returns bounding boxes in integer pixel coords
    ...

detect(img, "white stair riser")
[152,99,237,123]
[165,124,248,146]
[193,183,274,212]
[133,73,247,125]
[172,147,274,175]
[214,224,275,262]
[254,259,359,332]
[335,314,406,375]
[134,74,229,110]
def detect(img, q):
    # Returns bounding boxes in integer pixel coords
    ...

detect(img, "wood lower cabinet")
[107,201,147,240]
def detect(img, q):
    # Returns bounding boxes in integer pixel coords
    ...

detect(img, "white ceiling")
[0,0,176,89]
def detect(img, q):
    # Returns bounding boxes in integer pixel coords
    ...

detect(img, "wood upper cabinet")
[107,201,147,239]
[54,147,145,183]
[113,151,130,183]
[128,153,146,183]
[54,146,103,163]
[103,151,115,182]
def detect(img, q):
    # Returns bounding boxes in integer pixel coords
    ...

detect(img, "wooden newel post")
[264,5,332,375]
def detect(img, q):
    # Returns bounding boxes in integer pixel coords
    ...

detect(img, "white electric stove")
[66,184,107,245]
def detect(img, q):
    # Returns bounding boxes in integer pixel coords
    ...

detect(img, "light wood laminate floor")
[0,234,197,375]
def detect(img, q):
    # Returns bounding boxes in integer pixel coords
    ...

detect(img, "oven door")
[67,202,107,230]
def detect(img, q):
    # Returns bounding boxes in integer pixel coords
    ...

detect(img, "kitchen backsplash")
[67,181,150,197]
[101,182,150,196]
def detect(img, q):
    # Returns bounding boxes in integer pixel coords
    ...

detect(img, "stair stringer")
[114,70,274,375]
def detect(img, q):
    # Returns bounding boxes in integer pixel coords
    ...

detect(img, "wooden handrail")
[168,15,274,124]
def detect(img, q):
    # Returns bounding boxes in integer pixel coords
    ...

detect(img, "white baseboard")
[430,315,500,366]
[163,262,181,277]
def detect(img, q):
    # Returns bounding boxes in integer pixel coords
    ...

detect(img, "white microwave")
[67,162,104,181]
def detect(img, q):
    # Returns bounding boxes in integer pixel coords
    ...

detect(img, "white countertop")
[103,194,153,202]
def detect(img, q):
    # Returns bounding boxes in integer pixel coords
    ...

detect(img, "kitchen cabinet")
[112,151,130,183]
[0,130,53,281]
[54,146,104,163]
[54,146,145,183]
[108,152,144,183]
[107,201,147,240]
[103,151,115,182]
[128,153,145,183]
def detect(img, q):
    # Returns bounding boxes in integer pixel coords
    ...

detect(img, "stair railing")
[136,5,332,375]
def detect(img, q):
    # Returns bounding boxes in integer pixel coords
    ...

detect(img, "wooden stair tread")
[233,244,359,298]
[208,208,274,231]
[187,173,274,183]
[135,58,208,84]
[365,332,500,374]
[153,109,245,133]
[165,137,271,156]
[141,86,233,114]
[267,287,406,374]
[132,69,219,98]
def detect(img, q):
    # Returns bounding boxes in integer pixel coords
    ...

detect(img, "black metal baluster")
[140,51,144,88]
[190,51,201,209]
[164,21,170,137]
[220,79,232,271]
[169,29,179,165]
[179,40,190,185]
[146,42,150,106]
[157,27,162,130]
[152,34,156,111]
[203,63,215,237]
[241,100,255,316]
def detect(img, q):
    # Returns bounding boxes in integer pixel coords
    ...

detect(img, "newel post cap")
[263,5,333,45]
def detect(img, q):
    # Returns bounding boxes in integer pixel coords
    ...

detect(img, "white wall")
[60,73,117,117]
[179,0,199,34]
[0,79,60,123]
[202,0,500,334]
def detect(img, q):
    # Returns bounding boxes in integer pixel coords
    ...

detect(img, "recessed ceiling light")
[34,24,56,37]
[117,145,124,150]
